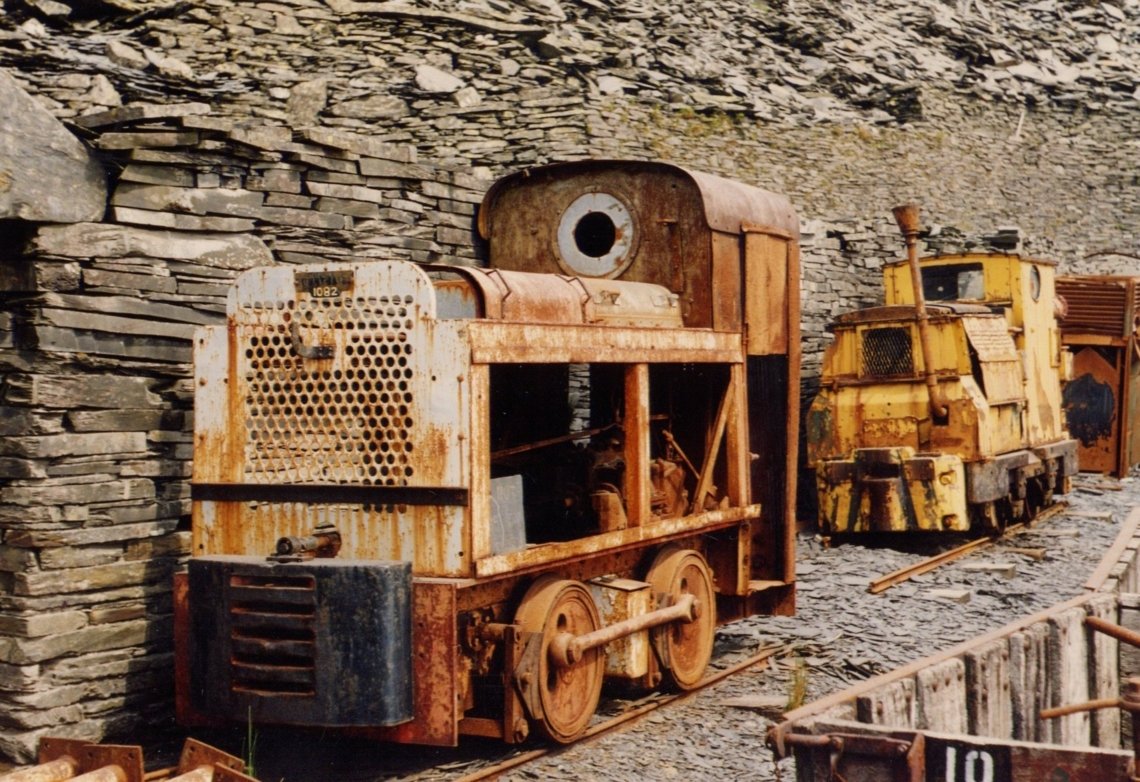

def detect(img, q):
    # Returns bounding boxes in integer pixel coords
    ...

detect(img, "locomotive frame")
[175,160,801,745]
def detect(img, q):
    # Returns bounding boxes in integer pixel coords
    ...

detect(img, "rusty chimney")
[893,204,949,422]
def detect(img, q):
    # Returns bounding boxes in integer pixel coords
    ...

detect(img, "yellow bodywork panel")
[883,252,1068,448]
[816,447,969,533]
[806,316,1018,466]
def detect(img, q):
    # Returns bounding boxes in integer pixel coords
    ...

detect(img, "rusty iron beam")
[190,483,468,506]
[490,421,622,461]
[690,380,732,514]
[1040,697,1122,721]
[868,535,993,594]
[1086,614,1140,648]
[475,505,758,578]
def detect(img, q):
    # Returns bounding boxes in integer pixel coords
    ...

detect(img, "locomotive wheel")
[514,577,604,743]
[647,547,716,690]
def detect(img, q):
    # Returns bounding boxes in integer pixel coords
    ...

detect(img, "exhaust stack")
[892,203,949,422]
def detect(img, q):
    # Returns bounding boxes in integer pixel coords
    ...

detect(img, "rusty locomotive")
[175,161,800,745]
[806,206,1078,535]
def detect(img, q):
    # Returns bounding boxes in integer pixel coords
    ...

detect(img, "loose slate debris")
[493,481,1135,782]
[1,0,1140,166]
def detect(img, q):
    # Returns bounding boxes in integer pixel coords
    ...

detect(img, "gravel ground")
[238,474,1137,782]
[495,473,1137,782]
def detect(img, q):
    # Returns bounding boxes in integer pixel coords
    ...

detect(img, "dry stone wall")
[0,102,490,760]
[0,0,1139,762]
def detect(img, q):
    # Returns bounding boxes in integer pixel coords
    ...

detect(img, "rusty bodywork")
[1057,275,1140,477]
[176,160,800,745]
[807,236,1077,534]
[0,737,257,782]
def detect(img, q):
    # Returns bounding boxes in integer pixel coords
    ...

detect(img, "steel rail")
[867,502,1067,594]
[454,646,781,782]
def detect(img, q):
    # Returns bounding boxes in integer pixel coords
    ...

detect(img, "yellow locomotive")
[807,206,1077,534]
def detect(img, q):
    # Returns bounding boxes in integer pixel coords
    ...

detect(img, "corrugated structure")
[1058,275,1140,477]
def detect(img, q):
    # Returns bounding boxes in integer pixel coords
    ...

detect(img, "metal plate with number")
[296,269,355,299]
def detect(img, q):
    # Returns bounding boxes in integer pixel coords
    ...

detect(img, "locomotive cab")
[809,251,1077,534]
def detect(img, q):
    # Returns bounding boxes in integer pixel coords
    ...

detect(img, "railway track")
[454,645,783,781]
[867,501,1069,594]
[239,492,1118,782]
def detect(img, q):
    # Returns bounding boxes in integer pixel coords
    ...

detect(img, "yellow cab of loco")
[807,252,1077,534]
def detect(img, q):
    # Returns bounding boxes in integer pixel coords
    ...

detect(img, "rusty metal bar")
[1086,613,1140,648]
[690,379,732,514]
[0,757,80,782]
[1040,697,1122,720]
[779,733,834,749]
[625,363,651,527]
[165,770,214,782]
[275,531,340,557]
[660,431,698,478]
[867,503,1065,594]
[67,769,128,782]
[868,535,992,594]
[893,203,948,423]
[490,421,621,461]
[549,593,697,668]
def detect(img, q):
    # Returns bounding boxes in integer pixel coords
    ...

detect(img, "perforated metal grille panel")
[862,327,914,377]
[238,294,419,485]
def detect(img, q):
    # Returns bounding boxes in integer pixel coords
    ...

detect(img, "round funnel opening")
[574,212,617,258]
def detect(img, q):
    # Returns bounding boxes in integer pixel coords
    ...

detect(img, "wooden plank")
[1085,505,1140,591]
[856,677,915,728]
[1086,594,1121,748]
[916,658,968,733]
[1009,623,1049,742]
[1047,606,1091,745]
[965,638,1012,739]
